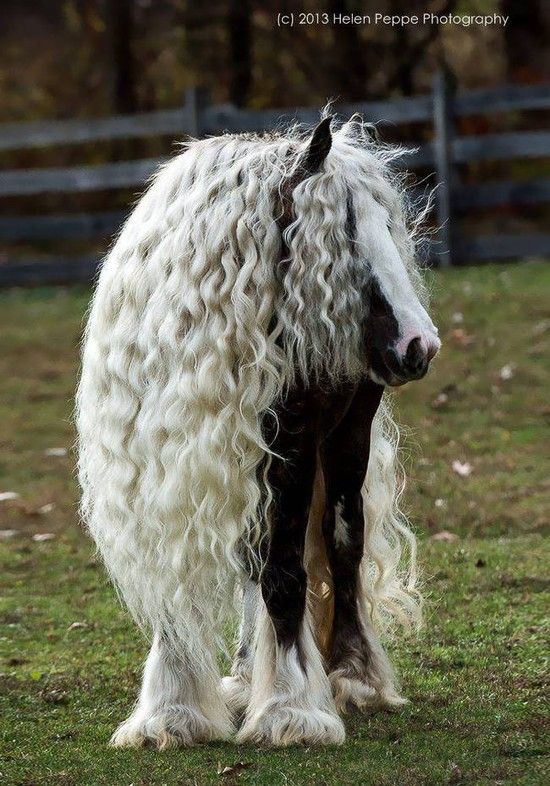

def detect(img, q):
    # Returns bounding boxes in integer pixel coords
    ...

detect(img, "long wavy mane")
[76,117,424,664]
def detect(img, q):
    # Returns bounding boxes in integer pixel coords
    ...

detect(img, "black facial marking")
[363,278,401,384]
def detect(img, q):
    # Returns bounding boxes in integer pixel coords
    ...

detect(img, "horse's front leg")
[237,393,345,746]
[320,379,406,711]
[111,629,233,748]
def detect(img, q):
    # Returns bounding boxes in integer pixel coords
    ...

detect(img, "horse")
[76,114,440,748]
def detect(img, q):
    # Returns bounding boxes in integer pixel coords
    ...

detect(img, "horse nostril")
[404,336,426,372]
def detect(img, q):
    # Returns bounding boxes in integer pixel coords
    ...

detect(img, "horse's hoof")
[329,670,407,713]
[110,704,233,749]
[236,702,345,747]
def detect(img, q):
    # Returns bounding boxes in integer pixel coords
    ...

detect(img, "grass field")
[1,263,548,785]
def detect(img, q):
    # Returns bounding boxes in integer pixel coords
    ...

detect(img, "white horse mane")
[76,117,426,666]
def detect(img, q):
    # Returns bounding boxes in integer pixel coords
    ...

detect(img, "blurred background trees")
[1,0,548,122]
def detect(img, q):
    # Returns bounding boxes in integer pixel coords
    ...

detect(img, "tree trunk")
[501,0,549,82]
[228,0,252,107]
[109,0,137,113]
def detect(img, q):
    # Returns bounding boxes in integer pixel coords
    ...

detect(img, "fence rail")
[2,83,548,152]
[1,130,548,198]
[0,158,160,196]
[1,72,549,285]
[0,211,126,240]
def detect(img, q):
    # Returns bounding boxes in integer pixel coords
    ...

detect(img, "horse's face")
[296,116,441,387]
[359,192,440,387]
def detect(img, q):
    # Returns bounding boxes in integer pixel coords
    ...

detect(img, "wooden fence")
[0,69,549,286]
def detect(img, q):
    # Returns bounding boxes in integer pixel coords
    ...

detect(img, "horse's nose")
[402,336,427,376]
[398,335,440,379]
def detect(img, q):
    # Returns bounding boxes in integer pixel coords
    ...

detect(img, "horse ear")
[301,116,333,175]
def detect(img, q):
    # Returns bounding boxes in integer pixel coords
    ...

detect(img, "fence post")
[183,87,209,138]
[432,66,456,266]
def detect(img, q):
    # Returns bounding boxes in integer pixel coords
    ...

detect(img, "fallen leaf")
[40,689,68,704]
[0,491,20,502]
[448,762,464,784]
[218,762,253,778]
[55,730,78,740]
[431,392,448,408]
[37,503,55,515]
[452,460,472,477]
[450,328,475,347]
[431,383,460,409]
[32,532,56,542]
[68,621,87,630]
[499,364,515,381]
[532,319,549,336]
[44,447,68,457]
[430,531,459,542]
[0,529,21,540]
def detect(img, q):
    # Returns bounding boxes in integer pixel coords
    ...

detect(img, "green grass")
[1,263,549,785]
